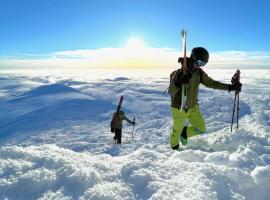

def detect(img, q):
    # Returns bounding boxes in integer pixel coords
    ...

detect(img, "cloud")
[208,51,270,68]
[0,48,270,69]
[50,47,180,68]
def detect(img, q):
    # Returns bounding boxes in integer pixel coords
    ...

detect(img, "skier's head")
[190,47,209,67]
[119,110,125,117]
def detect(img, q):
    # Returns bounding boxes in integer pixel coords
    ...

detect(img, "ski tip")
[181,29,187,37]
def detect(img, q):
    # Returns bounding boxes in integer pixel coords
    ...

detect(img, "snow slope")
[0,69,269,200]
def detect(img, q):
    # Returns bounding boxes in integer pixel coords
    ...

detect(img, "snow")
[0,68,270,199]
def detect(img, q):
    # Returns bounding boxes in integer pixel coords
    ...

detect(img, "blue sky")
[0,0,270,68]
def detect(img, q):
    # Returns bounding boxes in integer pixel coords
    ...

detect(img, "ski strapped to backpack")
[230,70,240,131]
[111,95,124,133]
[181,30,188,112]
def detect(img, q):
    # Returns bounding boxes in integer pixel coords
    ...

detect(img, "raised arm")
[123,116,135,125]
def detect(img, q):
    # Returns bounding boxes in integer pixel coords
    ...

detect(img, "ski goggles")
[195,60,207,67]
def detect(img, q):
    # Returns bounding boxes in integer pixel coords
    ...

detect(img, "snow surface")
[0,68,270,200]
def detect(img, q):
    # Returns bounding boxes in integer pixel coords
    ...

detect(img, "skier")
[111,110,135,144]
[168,47,242,150]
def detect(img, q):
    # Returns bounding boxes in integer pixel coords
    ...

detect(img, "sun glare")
[126,37,145,48]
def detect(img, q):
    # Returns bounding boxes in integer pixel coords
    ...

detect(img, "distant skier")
[111,110,135,144]
[168,47,242,150]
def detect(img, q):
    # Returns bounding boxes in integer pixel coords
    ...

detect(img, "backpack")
[168,68,203,98]
[110,96,124,133]
[110,111,125,132]
[110,112,119,133]
[168,69,181,98]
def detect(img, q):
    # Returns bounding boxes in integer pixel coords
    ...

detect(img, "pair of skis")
[161,29,188,99]
[181,30,188,112]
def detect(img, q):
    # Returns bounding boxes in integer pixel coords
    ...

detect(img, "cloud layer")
[1,47,270,69]
[0,69,270,199]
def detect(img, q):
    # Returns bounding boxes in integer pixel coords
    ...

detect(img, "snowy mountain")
[0,69,269,200]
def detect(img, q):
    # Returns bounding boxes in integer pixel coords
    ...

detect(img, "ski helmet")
[190,47,209,63]
[119,111,125,117]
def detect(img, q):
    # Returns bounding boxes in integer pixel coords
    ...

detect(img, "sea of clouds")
[0,68,269,199]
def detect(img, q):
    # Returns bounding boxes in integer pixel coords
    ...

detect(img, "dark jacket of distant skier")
[168,47,242,150]
[111,110,135,144]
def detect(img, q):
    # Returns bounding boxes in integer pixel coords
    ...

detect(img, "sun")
[126,37,145,48]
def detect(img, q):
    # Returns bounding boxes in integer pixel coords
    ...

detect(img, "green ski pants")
[170,105,206,148]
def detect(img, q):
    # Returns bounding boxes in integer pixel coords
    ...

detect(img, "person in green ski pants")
[168,47,242,150]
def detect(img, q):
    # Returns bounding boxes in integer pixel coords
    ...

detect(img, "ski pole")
[230,69,240,131]
[162,87,169,95]
[132,117,136,140]
[236,91,240,129]
[231,91,237,132]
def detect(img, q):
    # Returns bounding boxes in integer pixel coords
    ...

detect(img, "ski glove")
[228,82,242,92]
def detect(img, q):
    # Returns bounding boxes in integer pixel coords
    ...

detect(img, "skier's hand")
[236,82,242,92]
[228,82,242,92]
